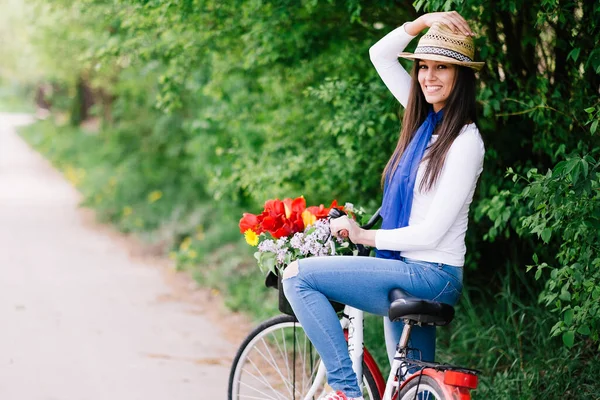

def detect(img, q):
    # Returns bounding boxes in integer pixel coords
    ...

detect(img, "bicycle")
[228,208,479,400]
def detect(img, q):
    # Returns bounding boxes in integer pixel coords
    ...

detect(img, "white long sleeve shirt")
[370,25,485,267]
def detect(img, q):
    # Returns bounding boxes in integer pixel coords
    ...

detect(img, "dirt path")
[0,113,249,400]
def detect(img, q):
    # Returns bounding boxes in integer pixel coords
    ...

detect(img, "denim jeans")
[282,255,463,398]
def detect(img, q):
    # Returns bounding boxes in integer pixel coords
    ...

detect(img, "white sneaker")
[320,390,364,400]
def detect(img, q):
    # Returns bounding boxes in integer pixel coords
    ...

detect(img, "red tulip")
[272,220,294,238]
[307,200,344,219]
[263,199,286,218]
[240,197,344,241]
[239,213,262,234]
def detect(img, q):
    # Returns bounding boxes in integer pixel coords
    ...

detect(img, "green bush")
[517,154,600,347]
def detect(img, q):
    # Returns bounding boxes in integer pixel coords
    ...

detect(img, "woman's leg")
[384,317,435,364]
[282,256,462,397]
[384,260,463,364]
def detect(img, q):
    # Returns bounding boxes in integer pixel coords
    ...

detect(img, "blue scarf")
[376,108,443,260]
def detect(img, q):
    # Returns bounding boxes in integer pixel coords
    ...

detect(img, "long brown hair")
[381,63,477,191]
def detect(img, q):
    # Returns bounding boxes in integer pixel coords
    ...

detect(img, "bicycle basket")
[264,270,345,317]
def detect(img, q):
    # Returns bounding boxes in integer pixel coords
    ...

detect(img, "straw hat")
[398,22,484,71]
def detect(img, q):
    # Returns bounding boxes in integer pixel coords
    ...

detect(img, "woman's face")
[417,60,457,112]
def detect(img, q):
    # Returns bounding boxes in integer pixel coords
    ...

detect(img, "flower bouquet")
[239,196,361,275]
[239,196,363,315]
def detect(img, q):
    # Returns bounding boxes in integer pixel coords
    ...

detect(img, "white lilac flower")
[256,214,350,268]
[277,250,287,264]
[290,232,304,250]
[344,202,355,212]
[258,239,276,253]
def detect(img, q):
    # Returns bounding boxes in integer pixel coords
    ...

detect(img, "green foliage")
[437,271,600,398]
[516,154,600,347]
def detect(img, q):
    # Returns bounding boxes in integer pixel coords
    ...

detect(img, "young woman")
[282,11,485,400]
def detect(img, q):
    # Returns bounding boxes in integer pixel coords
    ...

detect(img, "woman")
[282,11,485,400]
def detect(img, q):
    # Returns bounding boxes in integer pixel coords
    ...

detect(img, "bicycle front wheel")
[397,374,448,400]
[228,314,381,400]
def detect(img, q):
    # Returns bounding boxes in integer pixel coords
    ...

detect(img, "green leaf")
[541,228,552,243]
[570,162,582,185]
[584,107,596,113]
[581,159,589,177]
[413,0,427,12]
[577,325,591,336]
[562,330,575,347]
[591,120,598,135]
[559,289,571,302]
[567,47,581,62]
[563,309,574,325]
[535,267,543,280]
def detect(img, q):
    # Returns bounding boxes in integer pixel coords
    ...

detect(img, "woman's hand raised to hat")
[406,12,474,37]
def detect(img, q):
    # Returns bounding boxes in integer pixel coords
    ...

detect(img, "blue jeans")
[282,255,462,398]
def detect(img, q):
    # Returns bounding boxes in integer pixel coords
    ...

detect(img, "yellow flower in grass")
[195,225,205,241]
[122,206,133,217]
[65,166,86,186]
[302,209,317,227]
[188,250,197,259]
[148,190,163,203]
[244,229,259,246]
[180,236,192,251]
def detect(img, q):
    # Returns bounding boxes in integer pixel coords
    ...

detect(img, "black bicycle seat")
[388,288,455,326]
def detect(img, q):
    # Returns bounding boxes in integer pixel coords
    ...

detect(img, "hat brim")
[398,52,484,71]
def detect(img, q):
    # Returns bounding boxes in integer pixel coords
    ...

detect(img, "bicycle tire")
[228,314,381,400]
[397,374,448,400]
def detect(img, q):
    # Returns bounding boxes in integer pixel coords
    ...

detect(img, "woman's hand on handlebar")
[330,216,377,247]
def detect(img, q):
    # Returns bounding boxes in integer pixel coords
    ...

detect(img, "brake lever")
[327,208,349,239]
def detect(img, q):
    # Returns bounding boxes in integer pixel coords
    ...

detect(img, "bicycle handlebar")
[327,206,382,230]
[360,207,382,230]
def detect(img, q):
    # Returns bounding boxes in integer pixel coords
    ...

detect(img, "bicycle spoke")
[242,359,288,400]
[238,374,285,400]
[301,330,307,394]
[274,325,291,386]
[255,338,295,396]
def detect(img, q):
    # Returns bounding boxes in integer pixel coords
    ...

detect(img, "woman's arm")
[369,24,415,108]
[331,129,484,249]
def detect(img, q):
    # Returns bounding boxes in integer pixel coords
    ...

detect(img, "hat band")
[414,46,473,63]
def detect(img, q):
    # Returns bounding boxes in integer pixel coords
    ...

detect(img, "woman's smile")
[424,85,443,93]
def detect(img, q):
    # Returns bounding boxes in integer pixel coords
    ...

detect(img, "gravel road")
[0,113,240,400]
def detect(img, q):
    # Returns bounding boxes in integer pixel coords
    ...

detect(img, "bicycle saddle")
[388,288,455,326]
